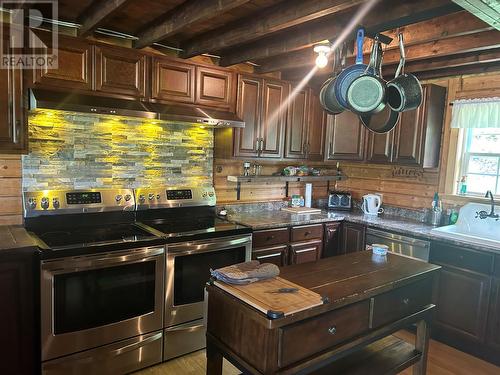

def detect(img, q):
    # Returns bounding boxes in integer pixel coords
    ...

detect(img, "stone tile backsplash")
[22,110,213,191]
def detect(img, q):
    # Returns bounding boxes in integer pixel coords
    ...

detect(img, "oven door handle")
[41,246,165,272]
[167,235,252,255]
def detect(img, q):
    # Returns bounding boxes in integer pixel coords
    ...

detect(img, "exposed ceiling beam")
[180,0,367,58]
[220,0,462,67]
[78,0,130,37]
[134,0,252,49]
[414,61,500,80]
[257,29,500,73]
[452,0,500,30]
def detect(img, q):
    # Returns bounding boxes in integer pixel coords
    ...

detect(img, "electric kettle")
[361,194,384,216]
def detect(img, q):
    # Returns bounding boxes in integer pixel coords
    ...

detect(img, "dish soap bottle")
[458,176,467,195]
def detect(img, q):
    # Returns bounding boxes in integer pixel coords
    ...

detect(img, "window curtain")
[451,97,500,128]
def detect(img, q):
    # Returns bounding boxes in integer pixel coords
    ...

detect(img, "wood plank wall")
[215,72,500,210]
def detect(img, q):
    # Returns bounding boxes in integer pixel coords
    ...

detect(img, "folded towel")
[211,260,280,285]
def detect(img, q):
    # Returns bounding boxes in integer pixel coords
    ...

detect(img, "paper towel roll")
[305,183,312,208]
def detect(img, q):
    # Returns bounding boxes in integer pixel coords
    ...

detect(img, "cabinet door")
[152,58,195,103]
[0,35,26,153]
[0,251,37,375]
[32,33,92,91]
[325,111,366,161]
[196,67,235,111]
[323,222,341,257]
[252,245,288,267]
[289,240,322,265]
[488,278,500,351]
[341,222,366,254]
[307,91,326,161]
[234,75,262,157]
[392,86,427,165]
[260,79,288,158]
[366,130,395,163]
[434,266,491,344]
[285,85,309,159]
[95,46,146,97]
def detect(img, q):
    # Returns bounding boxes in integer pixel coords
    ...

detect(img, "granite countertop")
[225,208,500,254]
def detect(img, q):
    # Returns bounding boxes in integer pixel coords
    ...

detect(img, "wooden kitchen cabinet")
[341,222,366,254]
[289,240,322,265]
[32,32,93,91]
[366,130,395,164]
[151,58,195,103]
[252,245,288,267]
[487,278,500,351]
[260,79,288,158]
[285,85,309,159]
[323,222,341,257]
[195,66,235,111]
[325,111,366,161]
[95,45,146,98]
[234,75,262,157]
[307,91,326,161]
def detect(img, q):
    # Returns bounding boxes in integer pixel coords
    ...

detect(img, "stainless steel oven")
[164,234,252,359]
[41,246,165,363]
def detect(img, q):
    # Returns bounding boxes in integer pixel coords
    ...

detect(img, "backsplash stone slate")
[22,110,213,191]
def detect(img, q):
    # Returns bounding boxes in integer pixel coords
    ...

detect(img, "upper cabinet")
[0,34,26,153]
[366,130,394,164]
[285,85,309,159]
[196,66,236,111]
[32,33,92,91]
[307,91,326,161]
[151,58,195,104]
[233,74,287,159]
[325,111,366,161]
[95,45,146,98]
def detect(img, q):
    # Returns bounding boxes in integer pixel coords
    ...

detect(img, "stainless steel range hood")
[29,89,245,128]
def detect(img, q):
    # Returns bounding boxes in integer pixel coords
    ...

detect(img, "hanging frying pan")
[359,103,400,134]
[347,37,386,115]
[332,28,371,109]
[321,44,347,114]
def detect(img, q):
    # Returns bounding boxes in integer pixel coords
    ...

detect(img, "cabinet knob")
[266,235,275,241]
[328,326,337,335]
[402,298,410,305]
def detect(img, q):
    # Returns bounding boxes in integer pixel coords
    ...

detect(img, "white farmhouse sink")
[431,203,500,250]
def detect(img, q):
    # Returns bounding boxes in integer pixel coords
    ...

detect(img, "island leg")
[206,335,223,375]
[413,319,431,375]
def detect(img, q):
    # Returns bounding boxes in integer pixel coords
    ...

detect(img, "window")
[459,128,500,195]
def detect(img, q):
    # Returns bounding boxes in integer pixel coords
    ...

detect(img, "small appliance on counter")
[327,190,352,211]
[361,194,384,216]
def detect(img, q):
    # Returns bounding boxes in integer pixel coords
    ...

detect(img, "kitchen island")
[205,252,440,375]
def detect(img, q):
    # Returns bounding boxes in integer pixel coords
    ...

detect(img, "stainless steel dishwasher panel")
[365,228,430,262]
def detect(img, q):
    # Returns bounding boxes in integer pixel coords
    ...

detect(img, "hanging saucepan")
[386,33,423,112]
[359,104,400,134]
[321,43,347,114]
[347,36,386,115]
[328,27,371,110]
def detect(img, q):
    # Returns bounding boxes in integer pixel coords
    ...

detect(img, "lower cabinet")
[252,245,288,267]
[430,241,500,366]
[341,222,366,254]
[323,222,341,257]
[289,240,322,265]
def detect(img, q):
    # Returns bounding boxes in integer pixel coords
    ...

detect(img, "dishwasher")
[365,228,430,262]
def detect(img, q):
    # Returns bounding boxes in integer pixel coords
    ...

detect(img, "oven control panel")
[23,189,136,217]
[135,186,216,209]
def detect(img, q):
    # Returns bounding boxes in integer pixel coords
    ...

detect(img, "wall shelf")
[226,175,345,200]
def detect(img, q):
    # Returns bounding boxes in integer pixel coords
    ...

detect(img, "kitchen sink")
[430,203,500,250]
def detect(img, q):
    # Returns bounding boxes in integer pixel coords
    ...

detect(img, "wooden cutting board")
[281,207,322,214]
[214,277,323,318]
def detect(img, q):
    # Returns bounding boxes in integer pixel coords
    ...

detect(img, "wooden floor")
[135,331,500,375]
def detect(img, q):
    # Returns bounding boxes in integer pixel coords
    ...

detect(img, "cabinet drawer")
[430,242,493,275]
[280,301,370,367]
[291,224,323,242]
[289,240,322,265]
[253,228,289,248]
[252,245,288,267]
[370,277,433,328]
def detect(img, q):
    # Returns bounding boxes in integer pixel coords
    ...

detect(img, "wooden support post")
[206,336,223,375]
[414,319,431,375]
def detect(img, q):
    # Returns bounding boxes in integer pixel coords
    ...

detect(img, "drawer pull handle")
[256,253,282,259]
[305,231,312,236]
[402,298,410,305]
[459,255,464,260]
[328,326,337,335]
[267,235,275,241]
[295,247,316,254]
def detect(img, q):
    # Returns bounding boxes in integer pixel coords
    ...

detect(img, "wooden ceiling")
[18,0,500,79]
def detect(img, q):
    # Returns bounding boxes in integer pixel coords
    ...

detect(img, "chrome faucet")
[476,190,499,220]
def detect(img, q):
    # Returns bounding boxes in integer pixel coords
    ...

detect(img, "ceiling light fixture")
[313,44,331,69]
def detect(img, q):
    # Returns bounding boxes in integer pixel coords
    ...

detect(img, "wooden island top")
[206,252,441,375]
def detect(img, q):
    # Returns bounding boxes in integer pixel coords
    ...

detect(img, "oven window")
[54,262,156,334]
[174,247,246,306]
